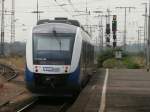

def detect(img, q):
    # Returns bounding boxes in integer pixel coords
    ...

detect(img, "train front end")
[25,23,82,96]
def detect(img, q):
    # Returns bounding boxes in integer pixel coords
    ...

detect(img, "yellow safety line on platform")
[99,69,109,112]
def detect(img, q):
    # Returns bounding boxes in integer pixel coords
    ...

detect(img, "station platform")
[67,69,150,112]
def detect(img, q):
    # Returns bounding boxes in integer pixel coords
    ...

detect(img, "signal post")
[112,15,117,48]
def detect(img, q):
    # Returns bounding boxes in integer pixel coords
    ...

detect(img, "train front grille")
[34,73,68,87]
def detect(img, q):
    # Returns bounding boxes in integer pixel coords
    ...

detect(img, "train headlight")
[35,66,39,72]
[64,66,69,73]
[35,69,38,72]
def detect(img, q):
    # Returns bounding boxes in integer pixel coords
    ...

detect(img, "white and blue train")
[25,18,95,96]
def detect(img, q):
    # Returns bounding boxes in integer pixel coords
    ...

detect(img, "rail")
[16,99,38,112]
[0,63,18,81]
[16,98,71,112]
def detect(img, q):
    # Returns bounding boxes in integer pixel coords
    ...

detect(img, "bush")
[97,48,143,69]
[97,49,114,67]
[123,57,140,69]
[103,58,125,68]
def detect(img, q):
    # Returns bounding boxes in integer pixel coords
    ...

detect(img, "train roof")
[33,22,77,34]
[37,18,89,32]
[37,18,81,27]
[36,17,91,36]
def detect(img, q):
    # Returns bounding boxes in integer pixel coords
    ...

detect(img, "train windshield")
[33,33,75,65]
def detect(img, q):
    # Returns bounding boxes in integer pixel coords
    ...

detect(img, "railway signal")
[113,34,116,40]
[105,9,112,47]
[112,15,117,31]
[112,15,117,48]
[113,41,117,48]
[105,24,111,47]
[106,37,110,43]
[106,24,110,34]
[112,15,117,32]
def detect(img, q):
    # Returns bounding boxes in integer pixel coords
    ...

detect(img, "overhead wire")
[67,0,82,15]
[66,0,90,24]
[69,0,97,25]
[53,0,75,18]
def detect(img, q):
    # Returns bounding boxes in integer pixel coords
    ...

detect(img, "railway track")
[0,64,18,81]
[16,97,73,112]
[0,63,18,81]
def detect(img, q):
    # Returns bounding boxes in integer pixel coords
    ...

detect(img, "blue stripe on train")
[67,65,80,85]
[25,65,81,86]
[25,65,34,82]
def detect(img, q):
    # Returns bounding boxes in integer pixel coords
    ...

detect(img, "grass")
[102,56,144,69]
[0,56,25,70]
[97,48,114,67]
[103,58,125,68]
[97,49,145,69]
[122,57,140,69]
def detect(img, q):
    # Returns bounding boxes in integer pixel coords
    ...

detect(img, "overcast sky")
[1,0,149,44]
